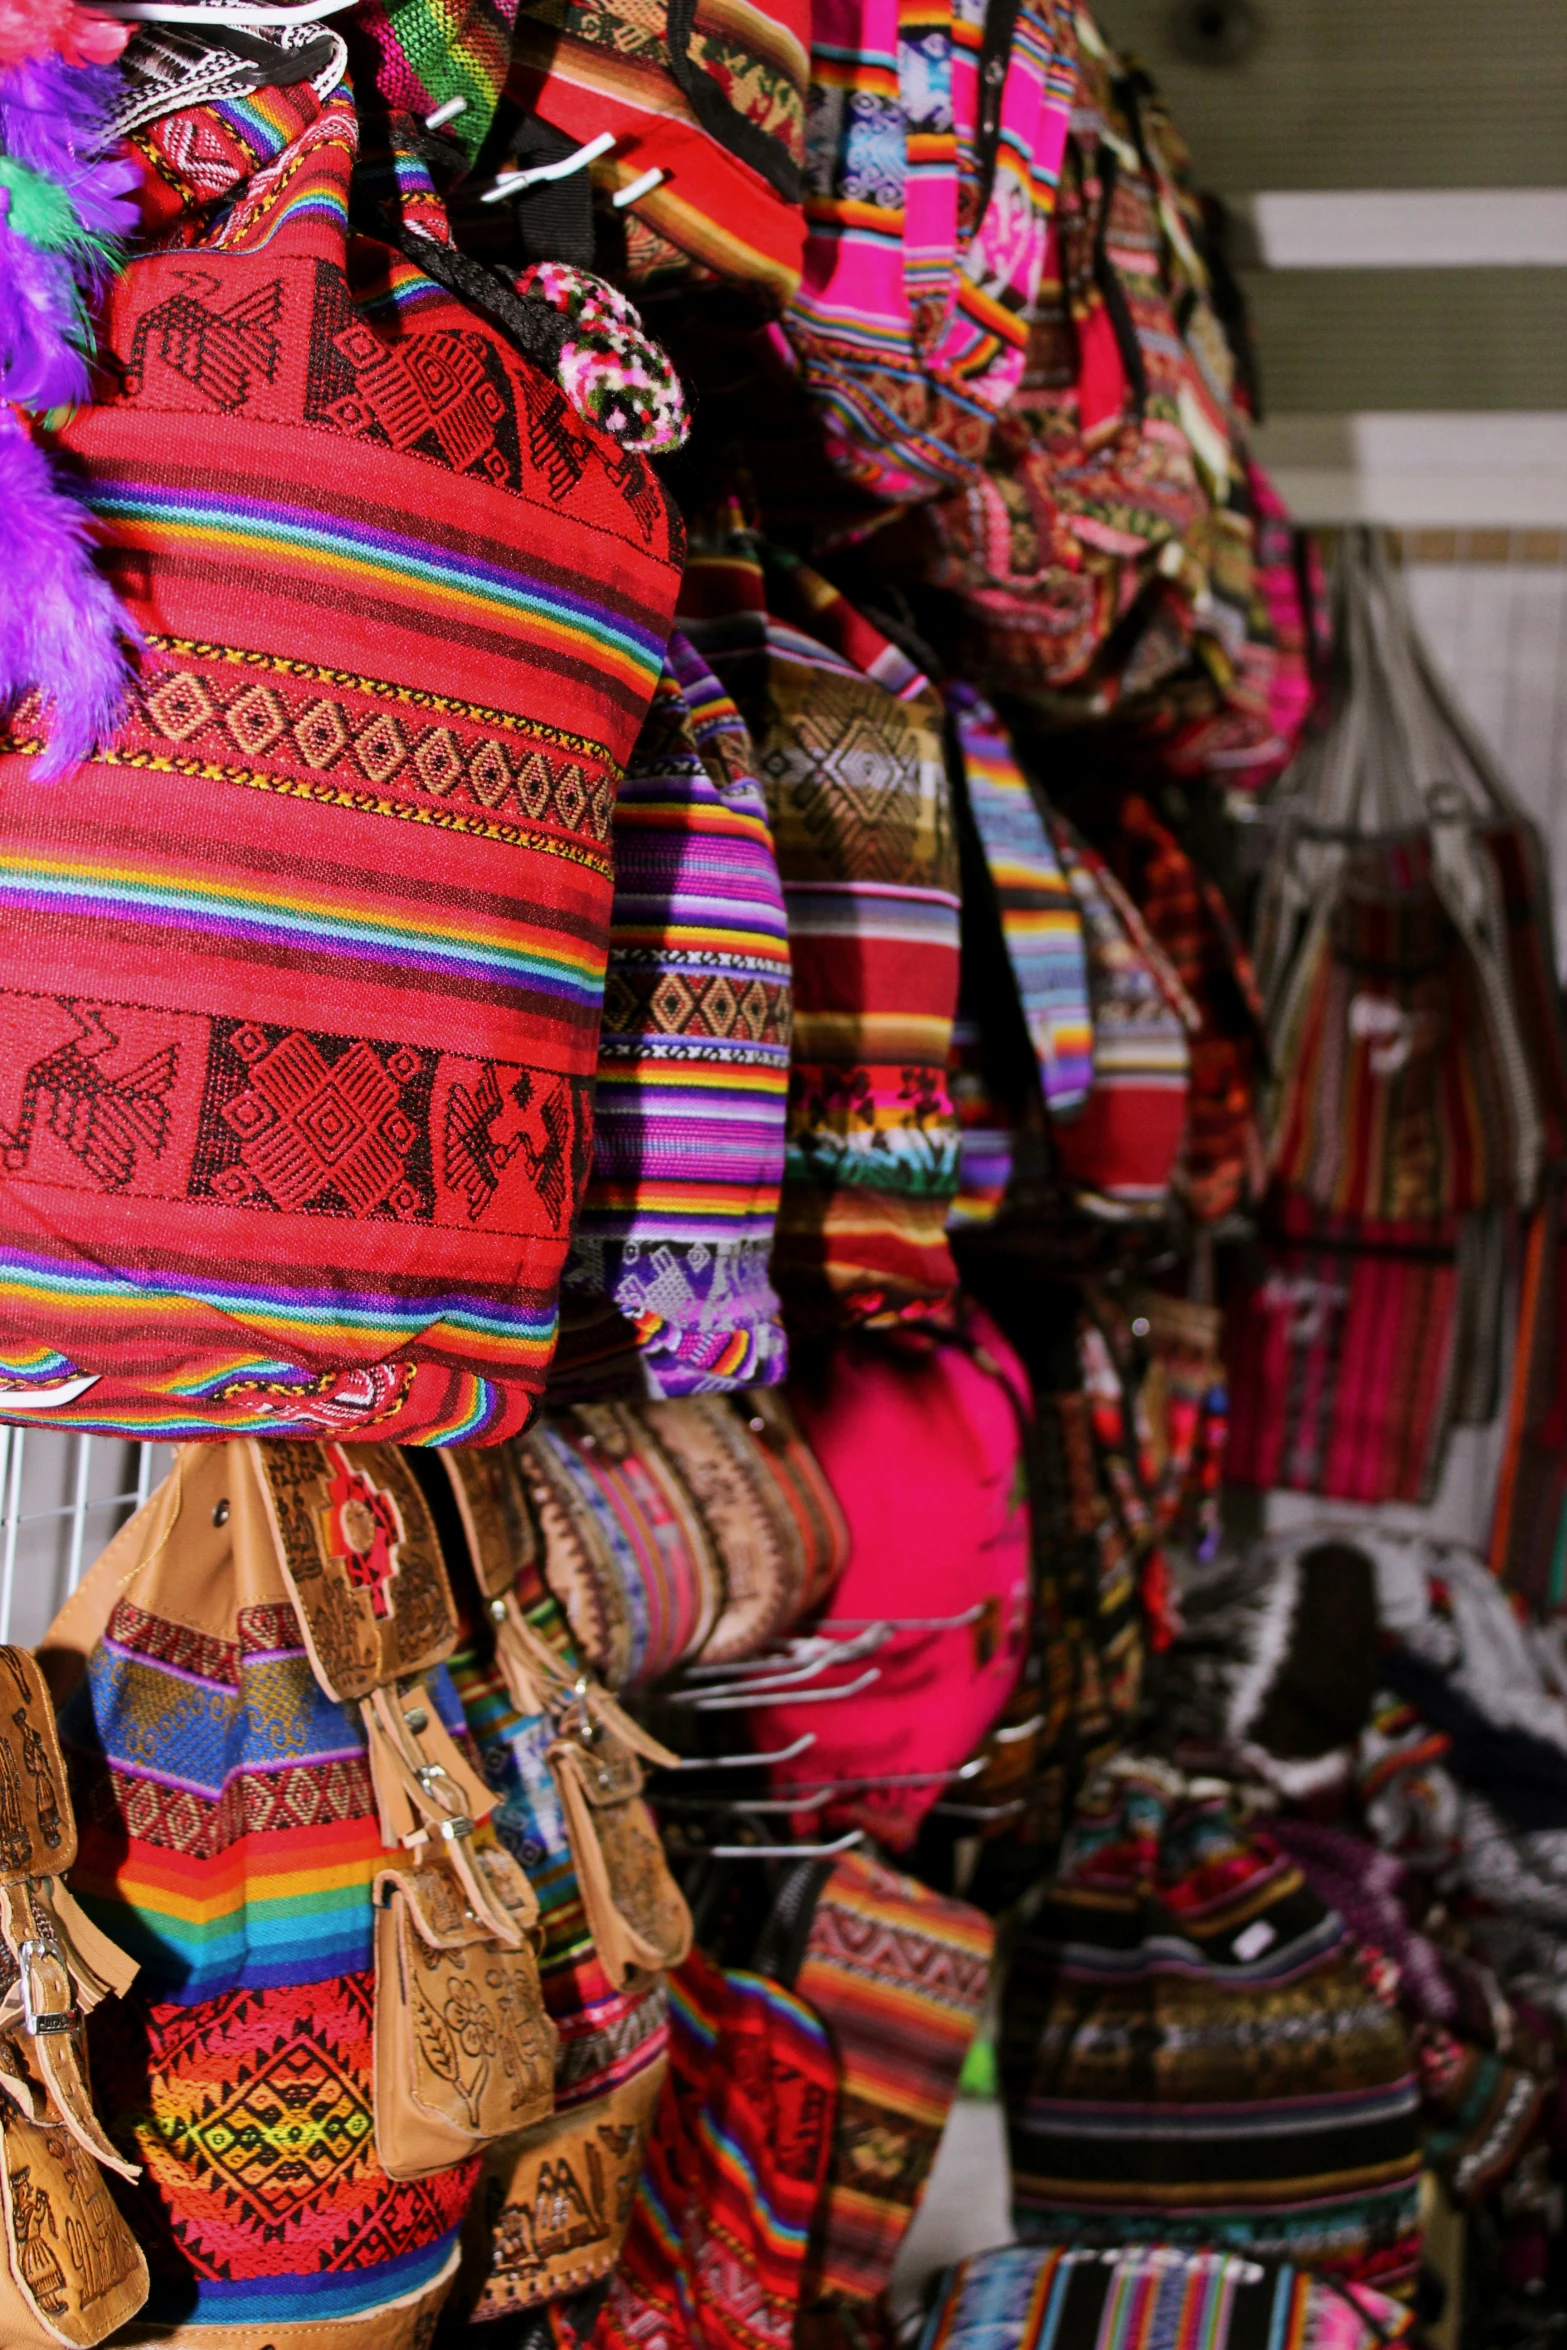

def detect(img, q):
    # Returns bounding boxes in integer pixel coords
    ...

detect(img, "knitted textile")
[0,97,682,1442]
[559,635,792,1396]
[1002,1760,1423,2297]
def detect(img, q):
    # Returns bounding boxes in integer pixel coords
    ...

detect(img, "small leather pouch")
[465,2051,667,2316]
[445,1450,692,1988]
[373,1838,556,2180]
[254,1441,559,2181]
[0,1648,147,2347]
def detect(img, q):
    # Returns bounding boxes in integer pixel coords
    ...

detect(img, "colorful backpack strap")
[947,683,1091,1118]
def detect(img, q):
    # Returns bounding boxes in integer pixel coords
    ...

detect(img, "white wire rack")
[0,1432,170,1651]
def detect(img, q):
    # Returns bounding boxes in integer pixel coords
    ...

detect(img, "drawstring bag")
[556,634,793,1399]
[0,91,684,1444]
[505,0,811,302]
[917,2243,1414,2350]
[681,536,964,1325]
[784,0,1078,507]
[45,1439,548,2343]
[0,1649,147,2348]
[1002,1758,1423,2298]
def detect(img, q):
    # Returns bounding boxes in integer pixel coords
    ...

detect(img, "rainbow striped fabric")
[62,1443,478,2330]
[948,686,1091,1116]
[558,635,792,1396]
[0,96,682,1445]
[786,0,1077,503]
[598,1951,839,2350]
[918,2245,1412,2350]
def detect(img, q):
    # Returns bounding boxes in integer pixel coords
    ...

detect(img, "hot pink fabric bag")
[755,1306,1032,1846]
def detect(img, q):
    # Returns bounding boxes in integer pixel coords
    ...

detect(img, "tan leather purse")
[253,1441,558,2181]
[444,1449,692,1987]
[0,1648,147,2348]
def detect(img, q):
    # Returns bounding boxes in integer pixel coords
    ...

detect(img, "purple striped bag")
[554,635,793,1396]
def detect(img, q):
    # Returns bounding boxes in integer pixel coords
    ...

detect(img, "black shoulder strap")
[663,0,803,206]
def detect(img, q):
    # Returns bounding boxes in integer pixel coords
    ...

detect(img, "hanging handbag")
[45,1441,520,2343]
[436,1448,681,2319]
[0,1652,147,2349]
[1258,531,1544,1222]
[251,1442,559,2182]
[1002,1758,1423,2299]
[443,1441,692,1987]
[0,90,683,1444]
[555,634,793,1400]
[681,536,965,1324]
[784,0,1078,506]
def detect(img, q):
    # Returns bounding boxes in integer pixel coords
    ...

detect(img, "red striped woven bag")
[0,93,683,1445]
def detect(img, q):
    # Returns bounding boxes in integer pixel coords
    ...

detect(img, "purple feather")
[0,51,140,402]
[0,407,137,779]
[0,217,92,406]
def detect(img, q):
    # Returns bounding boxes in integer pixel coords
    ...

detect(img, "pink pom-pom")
[61,10,131,63]
[0,0,72,66]
[0,0,125,64]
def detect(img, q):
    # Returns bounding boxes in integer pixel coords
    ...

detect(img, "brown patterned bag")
[254,1444,558,2181]
[0,1650,147,2348]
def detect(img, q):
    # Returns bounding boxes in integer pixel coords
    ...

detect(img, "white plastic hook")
[483,129,616,204]
[0,1376,100,1413]
[611,165,665,209]
[815,1601,988,1635]
[424,96,467,130]
[718,1758,988,1812]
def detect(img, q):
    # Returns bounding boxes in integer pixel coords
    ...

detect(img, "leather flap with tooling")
[442,1450,540,1604]
[465,2056,667,2318]
[0,1653,75,1885]
[0,2100,148,2348]
[548,1731,644,1812]
[373,1887,557,2182]
[252,1442,459,1702]
[373,1829,540,1954]
[462,2058,667,2312]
